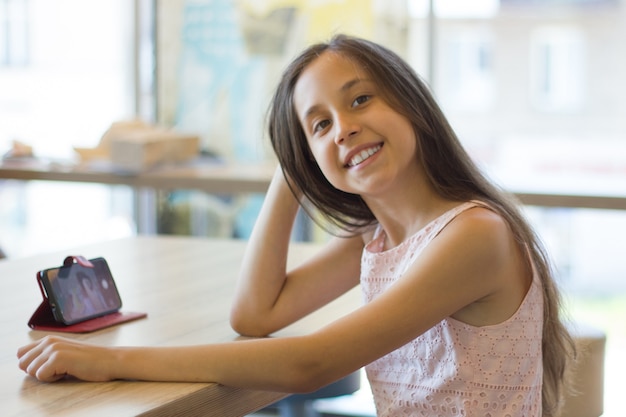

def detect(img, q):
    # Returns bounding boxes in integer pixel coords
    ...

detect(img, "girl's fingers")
[18,336,113,382]
[18,336,76,381]
[28,351,67,382]
[17,338,49,373]
[17,340,40,359]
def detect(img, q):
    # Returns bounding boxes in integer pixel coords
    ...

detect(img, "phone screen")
[39,258,122,325]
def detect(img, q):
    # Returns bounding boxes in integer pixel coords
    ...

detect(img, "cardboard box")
[109,129,199,172]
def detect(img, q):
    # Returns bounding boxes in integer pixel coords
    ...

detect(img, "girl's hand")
[17,336,116,382]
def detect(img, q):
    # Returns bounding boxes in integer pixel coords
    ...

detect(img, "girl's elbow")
[229,307,272,337]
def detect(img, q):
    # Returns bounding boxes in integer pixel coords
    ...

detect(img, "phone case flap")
[28,301,146,333]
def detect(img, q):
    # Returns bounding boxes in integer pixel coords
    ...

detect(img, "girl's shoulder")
[446,201,513,245]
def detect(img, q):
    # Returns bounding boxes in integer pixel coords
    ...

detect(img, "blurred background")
[0,1,624,415]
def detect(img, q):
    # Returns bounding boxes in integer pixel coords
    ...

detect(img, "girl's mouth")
[346,144,382,168]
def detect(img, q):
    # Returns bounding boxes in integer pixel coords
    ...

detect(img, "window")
[0,0,29,66]
[0,0,137,257]
[530,26,585,112]
[441,30,495,112]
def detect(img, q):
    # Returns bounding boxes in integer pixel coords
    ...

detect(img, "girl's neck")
[365,186,460,250]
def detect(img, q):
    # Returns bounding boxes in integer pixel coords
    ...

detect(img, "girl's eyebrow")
[340,77,363,92]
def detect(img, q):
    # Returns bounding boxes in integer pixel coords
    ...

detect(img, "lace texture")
[361,202,543,417]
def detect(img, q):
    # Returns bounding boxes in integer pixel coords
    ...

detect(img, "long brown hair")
[268,34,574,416]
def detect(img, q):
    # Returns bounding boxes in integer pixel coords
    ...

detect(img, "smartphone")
[37,257,122,325]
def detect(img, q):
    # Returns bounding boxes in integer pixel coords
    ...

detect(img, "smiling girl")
[19,35,574,417]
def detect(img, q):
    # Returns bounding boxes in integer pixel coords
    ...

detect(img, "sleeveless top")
[361,201,543,417]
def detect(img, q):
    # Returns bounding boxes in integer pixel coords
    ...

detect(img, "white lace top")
[361,201,543,417]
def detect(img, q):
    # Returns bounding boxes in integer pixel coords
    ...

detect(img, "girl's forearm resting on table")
[114,337,342,392]
[18,334,348,393]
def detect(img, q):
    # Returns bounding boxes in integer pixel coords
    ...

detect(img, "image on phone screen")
[39,258,122,325]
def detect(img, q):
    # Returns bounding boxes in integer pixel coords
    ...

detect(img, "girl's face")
[293,51,420,199]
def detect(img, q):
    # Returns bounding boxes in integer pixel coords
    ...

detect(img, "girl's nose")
[334,114,361,144]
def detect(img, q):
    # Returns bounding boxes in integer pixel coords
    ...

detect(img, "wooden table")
[1,236,361,417]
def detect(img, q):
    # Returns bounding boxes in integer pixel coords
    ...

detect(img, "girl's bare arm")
[18,207,527,392]
[229,167,363,337]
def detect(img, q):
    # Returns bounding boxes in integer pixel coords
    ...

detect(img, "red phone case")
[28,255,147,333]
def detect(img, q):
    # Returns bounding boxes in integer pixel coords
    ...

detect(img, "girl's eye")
[352,95,371,107]
[313,119,330,133]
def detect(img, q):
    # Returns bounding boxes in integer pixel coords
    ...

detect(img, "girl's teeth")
[349,145,381,167]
